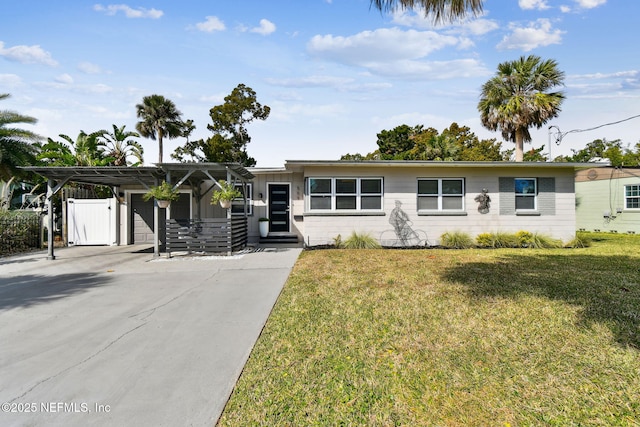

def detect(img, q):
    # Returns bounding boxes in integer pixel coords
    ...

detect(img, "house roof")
[22,163,254,188]
[284,160,609,172]
[22,166,165,187]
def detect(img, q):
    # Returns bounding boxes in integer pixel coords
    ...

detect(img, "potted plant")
[143,180,180,208]
[211,180,242,208]
[259,217,269,237]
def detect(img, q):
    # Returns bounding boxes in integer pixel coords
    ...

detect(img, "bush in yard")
[565,232,592,248]
[516,230,533,247]
[440,231,475,249]
[0,210,40,256]
[528,233,563,249]
[475,232,495,248]
[342,231,381,249]
[476,232,519,248]
[495,231,520,248]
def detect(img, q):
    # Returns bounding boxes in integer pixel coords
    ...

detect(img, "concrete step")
[259,234,299,244]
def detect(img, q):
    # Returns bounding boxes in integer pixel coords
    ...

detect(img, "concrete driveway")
[0,244,301,427]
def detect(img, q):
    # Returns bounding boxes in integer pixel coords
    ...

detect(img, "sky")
[1,0,638,167]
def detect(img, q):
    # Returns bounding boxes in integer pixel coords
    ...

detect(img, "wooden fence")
[166,217,248,256]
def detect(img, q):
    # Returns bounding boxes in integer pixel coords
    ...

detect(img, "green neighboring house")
[575,167,640,234]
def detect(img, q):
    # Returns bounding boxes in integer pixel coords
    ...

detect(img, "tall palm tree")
[98,124,144,166]
[370,0,483,22]
[135,95,184,163]
[0,93,41,181]
[38,131,108,166]
[478,55,565,162]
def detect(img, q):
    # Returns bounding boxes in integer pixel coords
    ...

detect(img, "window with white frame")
[308,177,383,211]
[514,178,537,210]
[231,183,252,216]
[417,178,464,211]
[625,184,640,209]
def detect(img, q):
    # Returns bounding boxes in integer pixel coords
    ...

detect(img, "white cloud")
[308,28,459,65]
[55,73,74,84]
[93,4,163,19]
[391,8,498,36]
[574,0,606,8]
[569,70,638,80]
[497,19,564,51]
[251,19,276,36]
[0,41,58,66]
[78,62,104,74]
[194,16,226,33]
[567,70,640,96]
[0,73,23,87]
[519,0,550,10]
[560,0,606,13]
[366,58,489,80]
[307,28,488,80]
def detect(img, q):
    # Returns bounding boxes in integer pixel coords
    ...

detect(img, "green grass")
[218,232,640,426]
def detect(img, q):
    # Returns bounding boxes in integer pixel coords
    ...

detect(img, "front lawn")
[218,233,640,426]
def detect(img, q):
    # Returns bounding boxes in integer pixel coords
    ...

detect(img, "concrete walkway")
[0,244,302,427]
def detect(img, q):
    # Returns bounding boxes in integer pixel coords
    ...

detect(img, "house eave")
[284,160,608,173]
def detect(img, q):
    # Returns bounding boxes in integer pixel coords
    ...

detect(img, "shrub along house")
[249,160,603,247]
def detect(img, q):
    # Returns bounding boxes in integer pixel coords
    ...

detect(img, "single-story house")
[575,167,640,234]
[25,160,604,258]
[252,160,601,247]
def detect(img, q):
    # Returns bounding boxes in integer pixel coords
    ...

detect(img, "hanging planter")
[211,180,242,209]
[143,181,180,208]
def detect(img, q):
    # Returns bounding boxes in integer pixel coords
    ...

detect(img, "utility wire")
[549,113,640,145]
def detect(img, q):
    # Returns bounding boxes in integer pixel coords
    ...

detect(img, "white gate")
[67,198,117,246]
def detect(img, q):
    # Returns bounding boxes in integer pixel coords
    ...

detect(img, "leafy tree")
[561,138,640,167]
[370,0,483,23]
[343,122,508,161]
[523,145,547,162]
[98,124,143,166]
[409,132,459,160]
[340,152,382,161]
[172,84,270,166]
[376,124,426,159]
[136,94,185,163]
[0,93,41,181]
[38,131,109,166]
[478,55,565,162]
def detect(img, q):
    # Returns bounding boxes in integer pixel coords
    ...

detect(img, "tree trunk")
[515,129,524,162]
[157,128,164,164]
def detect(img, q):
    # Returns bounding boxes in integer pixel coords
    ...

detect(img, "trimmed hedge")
[0,210,41,256]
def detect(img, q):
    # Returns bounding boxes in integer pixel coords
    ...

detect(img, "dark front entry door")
[268,184,290,233]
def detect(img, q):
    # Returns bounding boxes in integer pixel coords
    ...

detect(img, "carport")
[22,163,254,260]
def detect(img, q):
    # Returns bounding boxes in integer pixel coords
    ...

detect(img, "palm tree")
[478,55,565,162]
[98,124,144,166]
[0,94,41,181]
[370,0,483,22]
[135,95,184,163]
[38,131,109,166]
